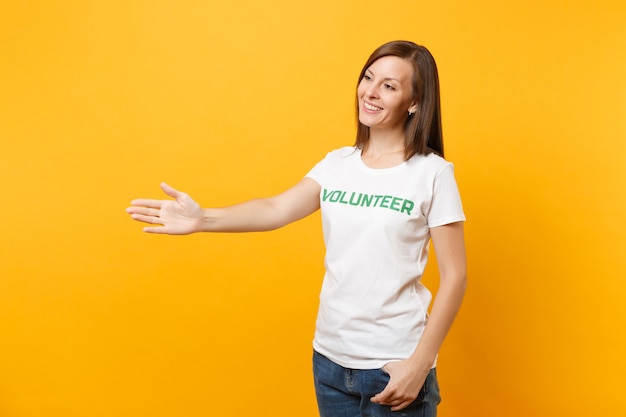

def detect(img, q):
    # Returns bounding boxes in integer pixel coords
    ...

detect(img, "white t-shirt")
[305,146,465,369]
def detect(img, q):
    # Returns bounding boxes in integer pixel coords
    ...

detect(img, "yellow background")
[1,1,625,416]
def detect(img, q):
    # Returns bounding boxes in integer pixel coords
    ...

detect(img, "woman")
[127,40,466,417]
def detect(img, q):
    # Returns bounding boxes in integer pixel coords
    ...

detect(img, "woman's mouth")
[364,102,383,111]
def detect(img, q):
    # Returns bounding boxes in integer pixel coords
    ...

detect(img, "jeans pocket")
[409,368,441,408]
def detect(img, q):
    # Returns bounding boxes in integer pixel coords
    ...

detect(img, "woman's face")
[357,55,417,132]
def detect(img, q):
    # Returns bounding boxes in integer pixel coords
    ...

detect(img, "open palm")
[126,183,203,235]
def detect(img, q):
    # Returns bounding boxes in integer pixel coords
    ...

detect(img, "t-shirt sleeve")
[304,151,331,186]
[426,163,466,227]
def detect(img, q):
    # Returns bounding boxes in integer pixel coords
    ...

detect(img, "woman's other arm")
[371,221,467,411]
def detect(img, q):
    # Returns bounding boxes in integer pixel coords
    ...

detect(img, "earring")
[408,111,414,116]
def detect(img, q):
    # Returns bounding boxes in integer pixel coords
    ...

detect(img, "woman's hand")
[370,359,430,411]
[126,182,204,235]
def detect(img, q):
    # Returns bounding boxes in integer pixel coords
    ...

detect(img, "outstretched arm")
[126,178,321,234]
[371,221,467,411]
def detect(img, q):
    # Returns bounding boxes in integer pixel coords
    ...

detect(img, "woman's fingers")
[129,198,164,209]
[143,226,164,234]
[129,213,162,224]
[160,182,183,200]
[129,183,181,207]
[126,204,164,226]
[126,206,160,217]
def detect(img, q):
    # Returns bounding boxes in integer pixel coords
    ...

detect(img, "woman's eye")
[384,84,395,90]
[363,74,372,81]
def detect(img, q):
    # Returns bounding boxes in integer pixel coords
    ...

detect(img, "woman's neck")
[361,129,407,168]
[362,128,405,158]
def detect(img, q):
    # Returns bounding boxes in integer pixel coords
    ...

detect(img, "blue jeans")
[313,351,440,417]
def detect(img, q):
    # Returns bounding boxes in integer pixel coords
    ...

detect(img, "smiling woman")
[355,42,444,164]
[127,40,466,417]
[2,1,625,416]
[357,56,417,135]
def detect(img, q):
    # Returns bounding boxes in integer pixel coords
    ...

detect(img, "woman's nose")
[365,85,379,98]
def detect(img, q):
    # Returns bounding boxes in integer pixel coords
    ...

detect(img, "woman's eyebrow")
[366,69,400,82]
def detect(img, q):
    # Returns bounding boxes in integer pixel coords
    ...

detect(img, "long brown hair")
[354,41,444,159]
